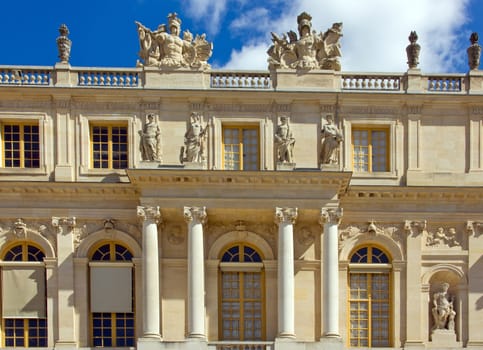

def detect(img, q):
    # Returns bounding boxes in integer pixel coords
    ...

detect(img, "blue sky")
[0,0,482,73]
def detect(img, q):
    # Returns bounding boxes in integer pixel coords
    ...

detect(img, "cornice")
[0,182,137,196]
[343,186,483,201]
[127,169,352,196]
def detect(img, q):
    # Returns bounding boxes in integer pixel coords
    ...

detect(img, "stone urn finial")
[56,24,72,64]
[467,32,481,71]
[406,31,421,69]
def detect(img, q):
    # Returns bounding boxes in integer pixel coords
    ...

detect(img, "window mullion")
[108,127,113,169]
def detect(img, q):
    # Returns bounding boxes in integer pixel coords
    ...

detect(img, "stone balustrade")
[341,74,402,91]
[0,65,481,94]
[0,66,51,85]
[77,68,141,87]
[425,74,464,92]
[211,71,271,89]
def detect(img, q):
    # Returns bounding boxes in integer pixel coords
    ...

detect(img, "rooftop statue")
[268,12,343,71]
[135,13,213,70]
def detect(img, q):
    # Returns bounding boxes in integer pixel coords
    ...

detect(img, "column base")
[318,335,343,350]
[54,340,77,350]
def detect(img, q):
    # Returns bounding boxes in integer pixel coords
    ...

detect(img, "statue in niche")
[274,116,295,163]
[180,112,207,163]
[426,227,460,248]
[135,13,212,69]
[139,114,161,161]
[267,12,343,71]
[432,282,456,331]
[320,114,343,165]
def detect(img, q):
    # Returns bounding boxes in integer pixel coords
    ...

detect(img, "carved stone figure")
[180,112,207,163]
[135,13,212,69]
[274,116,295,163]
[56,24,72,64]
[406,31,421,69]
[139,114,161,161]
[267,12,343,71]
[426,227,460,248]
[320,115,343,165]
[467,32,481,70]
[432,282,456,331]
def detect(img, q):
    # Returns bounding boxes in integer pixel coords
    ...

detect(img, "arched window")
[1,243,47,347]
[348,246,392,347]
[89,242,134,347]
[219,243,265,341]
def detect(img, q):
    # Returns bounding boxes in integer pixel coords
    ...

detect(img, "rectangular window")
[2,123,40,168]
[352,127,389,172]
[222,126,259,170]
[90,124,128,169]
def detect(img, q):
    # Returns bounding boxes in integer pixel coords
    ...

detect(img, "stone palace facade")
[0,12,483,350]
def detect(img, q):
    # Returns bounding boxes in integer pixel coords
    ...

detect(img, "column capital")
[137,206,161,223]
[275,207,298,224]
[184,206,207,224]
[52,216,76,228]
[319,207,342,225]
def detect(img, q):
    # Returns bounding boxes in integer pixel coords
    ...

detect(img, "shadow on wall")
[469,254,483,310]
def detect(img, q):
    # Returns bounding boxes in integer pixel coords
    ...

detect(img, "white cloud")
[183,0,228,36]
[219,43,270,70]
[221,0,471,72]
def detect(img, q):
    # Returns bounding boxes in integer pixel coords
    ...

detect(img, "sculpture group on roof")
[135,13,213,70]
[267,12,343,71]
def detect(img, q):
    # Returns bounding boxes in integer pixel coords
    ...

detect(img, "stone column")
[320,207,342,338]
[137,206,162,339]
[274,207,297,339]
[52,217,77,347]
[184,206,207,339]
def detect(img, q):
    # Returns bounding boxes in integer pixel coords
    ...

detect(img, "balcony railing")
[77,68,141,87]
[0,66,52,86]
[208,341,274,350]
[341,74,402,91]
[0,65,479,94]
[210,71,271,89]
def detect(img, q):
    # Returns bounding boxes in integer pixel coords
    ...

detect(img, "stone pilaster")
[184,206,207,339]
[137,206,162,340]
[52,217,77,347]
[320,207,342,338]
[275,207,297,339]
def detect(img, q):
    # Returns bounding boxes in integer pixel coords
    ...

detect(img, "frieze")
[339,222,404,250]
[406,105,423,114]
[75,220,141,250]
[320,105,335,113]
[471,106,483,114]
[340,106,397,115]
[72,101,137,111]
[206,103,272,113]
[140,102,161,110]
[205,221,276,249]
[0,183,137,196]
[425,227,461,248]
[0,219,55,252]
[0,101,52,109]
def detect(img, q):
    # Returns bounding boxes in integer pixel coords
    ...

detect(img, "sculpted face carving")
[267,12,343,71]
[135,13,213,70]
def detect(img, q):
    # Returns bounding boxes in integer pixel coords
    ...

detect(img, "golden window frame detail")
[351,126,390,173]
[1,122,40,168]
[347,245,392,348]
[222,125,260,170]
[218,243,266,341]
[89,123,129,170]
[1,243,47,348]
[89,242,135,347]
